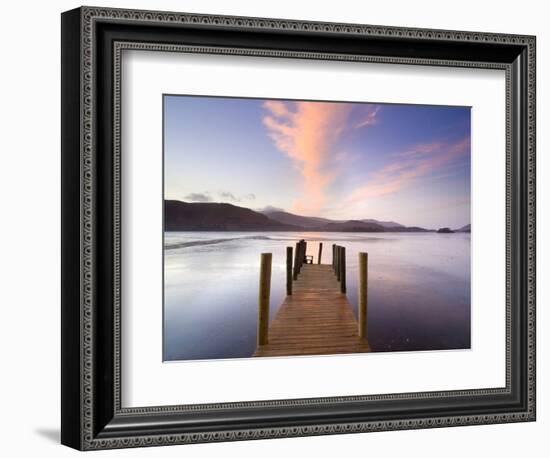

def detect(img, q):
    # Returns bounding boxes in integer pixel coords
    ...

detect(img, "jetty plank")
[254,264,370,357]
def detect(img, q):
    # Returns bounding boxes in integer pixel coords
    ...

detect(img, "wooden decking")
[253,264,370,357]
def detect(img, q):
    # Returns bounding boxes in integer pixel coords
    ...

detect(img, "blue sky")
[164,95,470,229]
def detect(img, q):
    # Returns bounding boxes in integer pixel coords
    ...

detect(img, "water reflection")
[164,232,470,361]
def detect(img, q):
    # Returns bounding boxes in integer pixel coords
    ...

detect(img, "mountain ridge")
[165,200,299,231]
[455,224,471,233]
[261,210,335,228]
[166,200,466,233]
[263,210,406,230]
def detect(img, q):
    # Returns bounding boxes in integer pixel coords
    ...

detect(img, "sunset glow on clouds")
[164,95,470,228]
[263,101,354,214]
[262,100,382,215]
[347,136,470,204]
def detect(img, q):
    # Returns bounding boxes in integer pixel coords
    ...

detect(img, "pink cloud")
[347,136,470,203]
[355,105,381,129]
[263,100,292,118]
[263,101,353,215]
[392,141,445,158]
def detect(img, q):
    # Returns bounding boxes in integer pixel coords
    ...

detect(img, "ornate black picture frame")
[61,6,536,450]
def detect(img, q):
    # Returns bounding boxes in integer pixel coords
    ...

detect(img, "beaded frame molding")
[61,6,536,450]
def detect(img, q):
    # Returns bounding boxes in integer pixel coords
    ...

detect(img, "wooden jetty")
[254,242,370,357]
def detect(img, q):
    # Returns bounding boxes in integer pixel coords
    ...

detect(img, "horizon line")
[164,198,471,229]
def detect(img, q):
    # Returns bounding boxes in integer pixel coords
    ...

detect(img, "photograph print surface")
[163,95,471,362]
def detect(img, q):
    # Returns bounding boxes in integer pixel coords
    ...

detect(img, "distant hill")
[264,210,409,230]
[455,224,471,233]
[262,210,335,228]
[317,220,386,232]
[166,200,431,232]
[165,200,298,231]
[360,219,405,229]
[385,226,431,233]
[315,220,429,232]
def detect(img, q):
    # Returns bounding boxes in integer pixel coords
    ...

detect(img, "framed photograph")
[61,6,536,450]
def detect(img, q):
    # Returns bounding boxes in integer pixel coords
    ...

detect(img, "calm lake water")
[163,231,471,361]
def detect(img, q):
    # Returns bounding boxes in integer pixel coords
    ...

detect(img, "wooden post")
[286,246,293,295]
[302,240,308,265]
[293,242,300,280]
[296,241,302,275]
[257,253,272,346]
[296,240,303,275]
[339,246,346,293]
[358,252,368,339]
[336,246,341,281]
[317,242,323,264]
[332,244,336,270]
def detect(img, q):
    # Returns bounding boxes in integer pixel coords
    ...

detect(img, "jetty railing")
[257,241,369,348]
[293,239,307,280]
